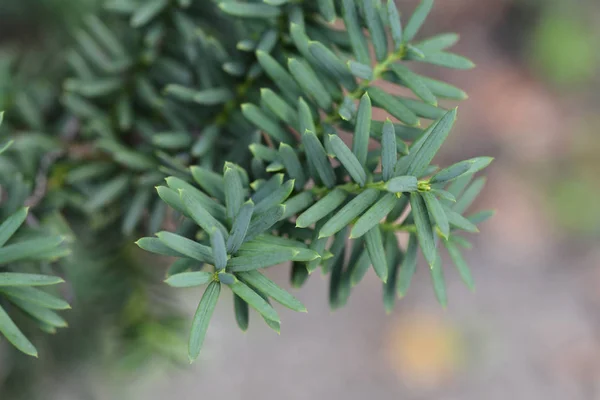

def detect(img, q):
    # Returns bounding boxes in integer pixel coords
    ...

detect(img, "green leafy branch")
[0,0,495,363]
[129,0,496,362]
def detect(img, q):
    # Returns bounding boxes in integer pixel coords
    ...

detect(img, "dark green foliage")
[0,0,493,368]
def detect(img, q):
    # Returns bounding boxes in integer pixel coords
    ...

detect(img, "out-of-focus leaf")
[261,89,298,129]
[229,281,279,323]
[306,220,327,273]
[430,253,447,307]
[341,0,370,64]
[322,226,348,276]
[432,189,456,203]
[363,0,388,61]
[410,193,436,267]
[233,294,249,331]
[0,287,69,310]
[415,51,475,70]
[291,262,310,288]
[387,0,403,50]
[444,240,474,290]
[422,76,468,100]
[383,231,400,313]
[87,175,130,211]
[467,210,495,226]
[0,273,64,287]
[64,78,123,98]
[122,190,150,235]
[386,195,410,222]
[131,0,168,27]
[256,51,302,101]
[242,103,294,143]
[317,0,336,22]
[309,41,357,90]
[0,140,13,155]
[422,192,450,239]
[8,299,67,328]
[219,2,281,18]
[0,304,37,357]
[454,177,486,214]
[0,207,28,247]
[288,59,333,111]
[396,97,446,120]
[0,236,66,266]
[365,226,388,282]
[415,33,460,53]
[166,259,199,277]
[328,239,347,309]
[397,233,418,297]
[445,173,474,201]
[404,0,434,42]
[279,143,306,190]
[350,250,371,287]
[444,207,479,233]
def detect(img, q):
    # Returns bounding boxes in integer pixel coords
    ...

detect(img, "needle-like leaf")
[188,281,221,362]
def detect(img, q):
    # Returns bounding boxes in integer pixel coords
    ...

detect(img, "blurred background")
[1,0,600,399]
